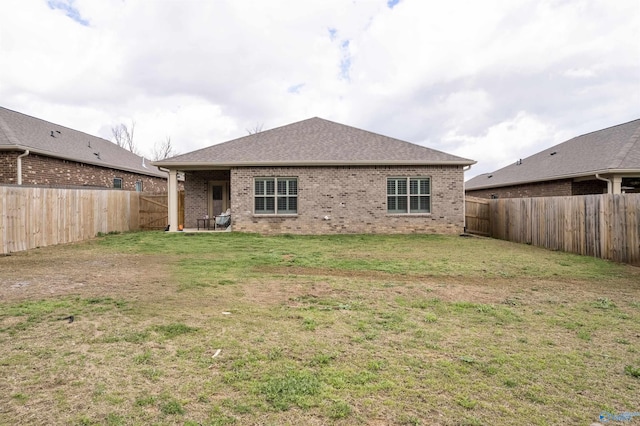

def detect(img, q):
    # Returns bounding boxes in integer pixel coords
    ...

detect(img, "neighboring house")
[466,119,640,199]
[154,117,476,234]
[0,106,167,192]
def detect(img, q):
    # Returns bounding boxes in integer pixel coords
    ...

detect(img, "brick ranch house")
[154,117,476,234]
[0,106,167,192]
[466,118,640,199]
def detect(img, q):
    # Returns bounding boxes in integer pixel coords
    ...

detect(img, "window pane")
[277,196,286,211]
[397,196,407,212]
[255,197,265,212]
[410,196,419,211]
[421,196,430,212]
[410,195,430,213]
[420,179,429,194]
[288,179,298,195]
[212,186,223,200]
[387,196,396,211]
[277,180,287,195]
[387,179,397,195]
[277,196,298,214]
[410,179,418,195]
[255,180,264,195]
[265,197,275,212]
[265,179,275,195]
[397,179,407,195]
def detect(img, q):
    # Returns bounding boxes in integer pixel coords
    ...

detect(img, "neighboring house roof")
[0,106,166,178]
[466,118,640,190]
[154,117,475,168]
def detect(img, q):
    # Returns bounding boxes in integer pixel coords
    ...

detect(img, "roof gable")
[466,119,640,190]
[155,117,475,167]
[0,107,166,178]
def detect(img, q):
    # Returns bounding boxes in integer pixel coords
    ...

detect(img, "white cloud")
[1,0,638,167]
[447,112,571,178]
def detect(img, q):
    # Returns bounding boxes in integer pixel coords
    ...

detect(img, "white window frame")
[387,177,431,214]
[135,180,143,192]
[254,177,298,215]
[113,177,123,190]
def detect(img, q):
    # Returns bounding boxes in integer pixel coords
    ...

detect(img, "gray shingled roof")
[0,107,166,178]
[154,117,475,168]
[466,119,640,190]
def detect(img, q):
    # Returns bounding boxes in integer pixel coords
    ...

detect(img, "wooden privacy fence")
[1,186,140,254]
[464,197,490,236]
[138,191,184,230]
[1,187,186,254]
[465,194,640,265]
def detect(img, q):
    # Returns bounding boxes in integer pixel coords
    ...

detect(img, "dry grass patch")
[1,232,639,425]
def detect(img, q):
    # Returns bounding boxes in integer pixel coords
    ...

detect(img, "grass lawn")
[1,232,639,425]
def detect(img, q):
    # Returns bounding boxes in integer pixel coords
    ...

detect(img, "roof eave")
[152,159,477,169]
[0,144,167,179]
[466,168,640,191]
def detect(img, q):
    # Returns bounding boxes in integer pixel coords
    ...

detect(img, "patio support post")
[612,176,622,194]
[168,169,179,232]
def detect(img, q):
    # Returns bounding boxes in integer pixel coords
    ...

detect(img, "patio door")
[208,181,229,217]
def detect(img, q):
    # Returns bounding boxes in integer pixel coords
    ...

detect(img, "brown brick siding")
[0,151,167,192]
[0,151,18,183]
[466,178,607,199]
[571,180,608,195]
[209,165,466,235]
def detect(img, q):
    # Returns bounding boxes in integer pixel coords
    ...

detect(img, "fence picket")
[466,194,640,265]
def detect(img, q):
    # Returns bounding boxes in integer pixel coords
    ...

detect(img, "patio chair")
[215,210,231,229]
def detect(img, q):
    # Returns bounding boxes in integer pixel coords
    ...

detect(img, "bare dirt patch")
[0,243,174,303]
[4,247,638,309]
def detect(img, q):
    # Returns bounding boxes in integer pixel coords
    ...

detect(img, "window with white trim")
[255,177,297,214]
[113,177,123,189]
[135,180,143,192]
[387,177,430,214]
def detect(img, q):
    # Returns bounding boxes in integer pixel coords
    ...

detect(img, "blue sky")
[47,0,88,26]
[1,0,638,178]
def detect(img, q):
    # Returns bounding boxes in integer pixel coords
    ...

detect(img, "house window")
[113,177,123,189]
[135,180,143,192]
[255,177,297,214]
[387,177,430,214]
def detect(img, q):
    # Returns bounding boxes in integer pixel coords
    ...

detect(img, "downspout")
[595,174,612,194]
[462,165,472,233]
[17,149,30,185]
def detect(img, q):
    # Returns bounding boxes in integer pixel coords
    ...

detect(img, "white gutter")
[17,149,30,185]
[595,173,612,194]
[152,159,478,169]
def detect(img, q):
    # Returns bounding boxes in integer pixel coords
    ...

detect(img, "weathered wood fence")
[464,197,490,236]
[0,186,140,254]
[0,187,187,254]
[138,192,184,230]
[465,194,640,265]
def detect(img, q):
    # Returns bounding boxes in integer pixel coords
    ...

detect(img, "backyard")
[0,232,639,425]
